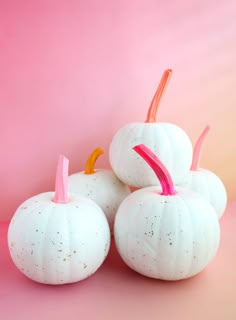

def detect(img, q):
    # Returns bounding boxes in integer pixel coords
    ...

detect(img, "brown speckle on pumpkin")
[31,250,33,255]
[63,258,67,261]
[83,264,87,269]
[169,243,172,245]
[73,250,76,254]
[57,249,62,252]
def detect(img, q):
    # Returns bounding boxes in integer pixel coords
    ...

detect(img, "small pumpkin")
[114,144,220,280]
[8,155,110,285]
[182,125,227,219]
[109,69,193,187]
[68,147,130,231]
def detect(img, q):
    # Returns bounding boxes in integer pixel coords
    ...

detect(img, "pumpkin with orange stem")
[109,69,193,188]
[68,147,130,231]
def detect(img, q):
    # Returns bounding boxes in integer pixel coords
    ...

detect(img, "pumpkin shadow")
[104,238,209,293]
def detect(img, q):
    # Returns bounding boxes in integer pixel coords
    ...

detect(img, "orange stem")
[85,147,104,174]
[145,69,172,123]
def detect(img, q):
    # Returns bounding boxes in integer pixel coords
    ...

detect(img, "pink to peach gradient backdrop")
[0,0,236,221]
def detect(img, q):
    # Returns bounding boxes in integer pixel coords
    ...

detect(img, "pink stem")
[52,155,69,203]
[191,125,210,171]
[133,144,176,196]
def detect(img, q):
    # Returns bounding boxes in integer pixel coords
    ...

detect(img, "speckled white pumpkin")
[114,144,220,281]
[68,148,130,230]
[8,156,110,285]
[180,126,227,219]
[109,70,193,187]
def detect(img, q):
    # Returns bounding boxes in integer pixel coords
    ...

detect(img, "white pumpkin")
[109,69,193,188]
[8,155,110,285]
[114,144,220,281]
[68,147,130,231]
[183,126,227,219]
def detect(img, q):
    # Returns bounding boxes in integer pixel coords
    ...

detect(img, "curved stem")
[191,125,210,171]
[52,155,69,203]
[145,69,172,123]
[133,144,176,196]
[84,147,104,174]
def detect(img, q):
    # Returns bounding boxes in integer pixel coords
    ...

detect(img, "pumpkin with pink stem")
[182,125,227,219]
[8,155,110,285]
[109,69,193,188]
[68,147,130,231]
[114,144,220,281]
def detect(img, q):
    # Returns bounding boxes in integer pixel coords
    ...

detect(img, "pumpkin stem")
[133,144,176,196]
[145,69,172,123]
[191,125,210,171]
[52,155,69,203]
[84,147,104,174]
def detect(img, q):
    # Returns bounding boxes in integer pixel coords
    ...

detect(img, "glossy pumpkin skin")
[8,192,110,285]
[68,169,130,230]
[109,122,193,188]
[183,169,227,219]
[114,187,220,281]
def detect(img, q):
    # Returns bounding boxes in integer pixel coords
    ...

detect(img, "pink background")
[1,0,236,221]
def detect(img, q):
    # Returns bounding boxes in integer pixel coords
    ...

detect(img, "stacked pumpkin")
[110,69,226,280]
[8,69,227,284]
